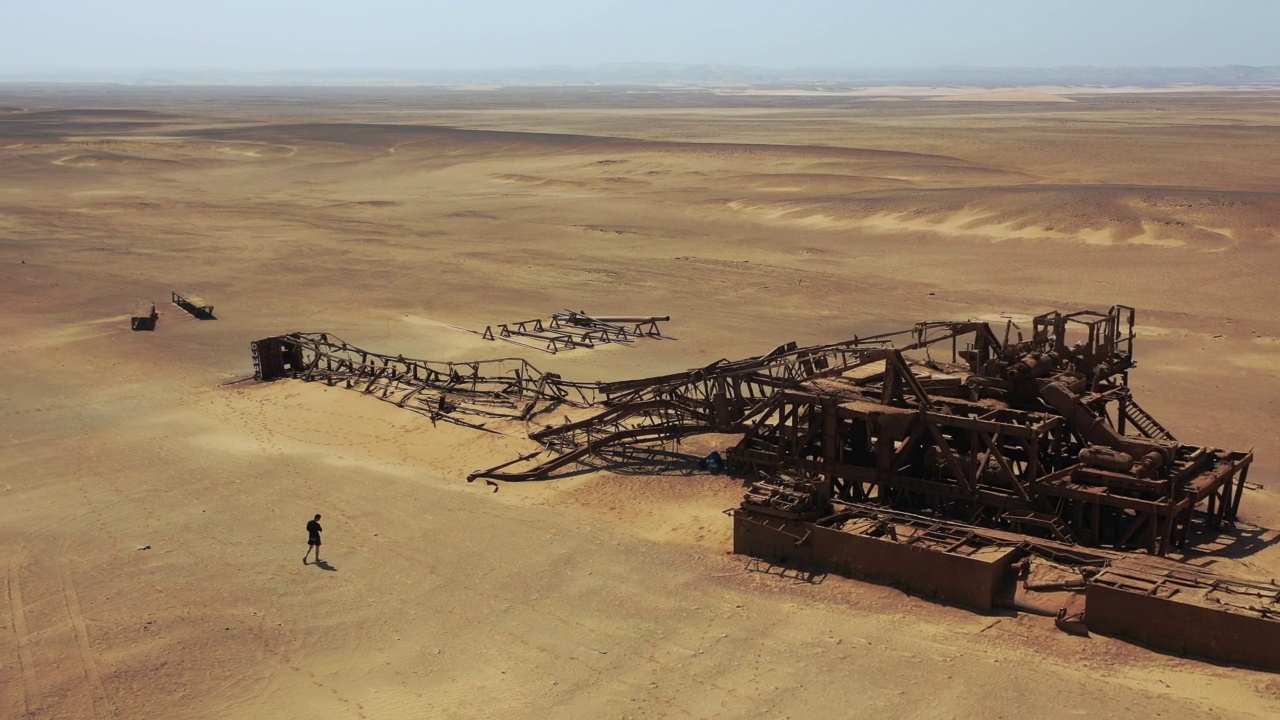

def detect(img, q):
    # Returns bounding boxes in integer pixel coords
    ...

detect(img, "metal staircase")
[1121,397,1176,442]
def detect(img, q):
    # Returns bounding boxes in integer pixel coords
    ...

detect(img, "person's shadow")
[313,559,337,572]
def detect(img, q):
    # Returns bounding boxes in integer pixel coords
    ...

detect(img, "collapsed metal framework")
[470,336,924,482]
[251,306,1253,556]
[480,311,669,354]
[250,332,600,429]
[248,308,1273,668]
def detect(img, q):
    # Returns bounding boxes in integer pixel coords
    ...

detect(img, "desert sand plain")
[2,85,1280,718]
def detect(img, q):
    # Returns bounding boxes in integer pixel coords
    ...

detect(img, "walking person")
[303,514,322,564]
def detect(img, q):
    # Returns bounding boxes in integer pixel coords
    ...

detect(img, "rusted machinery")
[729,307,1253,555]
[248,306,1274,669]
[723,307,1273,669]
[251,307,1252,555]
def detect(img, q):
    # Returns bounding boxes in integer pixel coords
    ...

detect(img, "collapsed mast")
[250,307,1253,556]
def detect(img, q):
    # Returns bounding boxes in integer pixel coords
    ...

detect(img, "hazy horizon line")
[6,64,1280,90]
[8,62,1280,72]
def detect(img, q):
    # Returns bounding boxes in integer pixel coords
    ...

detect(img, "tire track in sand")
[58,539,116,718]
[5,555,34,718]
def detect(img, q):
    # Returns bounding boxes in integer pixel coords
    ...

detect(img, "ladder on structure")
[1121,397,1176,442]
[1003,510,1077,544]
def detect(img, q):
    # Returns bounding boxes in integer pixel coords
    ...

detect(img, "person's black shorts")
[308,536,321,546]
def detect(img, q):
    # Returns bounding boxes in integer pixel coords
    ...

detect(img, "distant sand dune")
[931,89,1077,102]
[51,153,185,170]
[724,185,1279,249]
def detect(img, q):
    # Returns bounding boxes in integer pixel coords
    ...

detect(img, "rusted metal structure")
[248,306,1271,669]
[469,338,919,482]
[250,332,601,429]
[131,302,157,331]
[551,311,669,338]
[172,291,214,320]
[731,498,1280,670]
[480,311,668,353]
[728,306,1253,555]
[1084,561,1280,669]
[251,307,1252,555]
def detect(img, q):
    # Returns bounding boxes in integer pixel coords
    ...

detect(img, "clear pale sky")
[2,0,1277,71]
